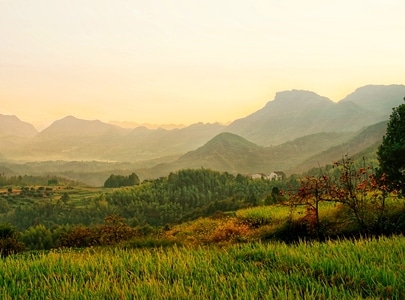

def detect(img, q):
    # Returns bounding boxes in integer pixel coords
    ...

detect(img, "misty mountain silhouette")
[0,84,404,183]
[0,114,38,138]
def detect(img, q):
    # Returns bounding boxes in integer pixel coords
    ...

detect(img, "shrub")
[270,219,310,243]
[206,220,250,244]
[59,215,137,248]
[0,223,25,257]
[59,226,98,248]
[21,225,56,250]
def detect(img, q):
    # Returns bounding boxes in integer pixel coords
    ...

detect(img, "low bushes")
[59,215,137,248]
[0,223,25,257]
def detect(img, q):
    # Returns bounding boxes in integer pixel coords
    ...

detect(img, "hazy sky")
[1,0,404,129]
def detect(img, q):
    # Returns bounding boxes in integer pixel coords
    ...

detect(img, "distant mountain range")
[140,121,386,179]
[226,85,404,145]
[1,84,404,184]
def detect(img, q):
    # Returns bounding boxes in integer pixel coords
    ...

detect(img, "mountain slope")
[226,85,404,146]
[175,132,264,172]
[0,115,38,138]
[340,84,405,114]
[291,120,388,174]
[25,116,130,160]
[142,119,387,180]
[0,121,387,185]
[0,115,39,160]
[38,115,124,137]
[7,117,225,162]
[0,84,401,167]
[226,90,336,145]
[142,130,356,179]
[115,122,226,161]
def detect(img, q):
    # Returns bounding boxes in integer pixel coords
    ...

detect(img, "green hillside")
[293,120,387,174]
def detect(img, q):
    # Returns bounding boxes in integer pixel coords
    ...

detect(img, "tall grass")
[0,235,403,299]
[236,204,305,225]
[236,203,340,225]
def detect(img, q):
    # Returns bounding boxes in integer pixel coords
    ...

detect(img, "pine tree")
[377,97,405,193]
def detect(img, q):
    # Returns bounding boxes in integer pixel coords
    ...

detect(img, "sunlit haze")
[1,0,404,130]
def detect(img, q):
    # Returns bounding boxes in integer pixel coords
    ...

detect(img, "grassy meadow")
[1,166,405,299]
[1,235,404,299]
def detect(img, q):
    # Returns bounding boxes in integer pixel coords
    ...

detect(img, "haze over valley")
[1,84,404,185]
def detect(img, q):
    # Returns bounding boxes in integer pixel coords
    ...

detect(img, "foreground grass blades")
[0,235,404,299]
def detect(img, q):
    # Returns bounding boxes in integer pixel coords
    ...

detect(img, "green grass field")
[1,235,403,299]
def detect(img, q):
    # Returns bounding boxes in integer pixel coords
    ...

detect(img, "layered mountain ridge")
[1,84,404,184]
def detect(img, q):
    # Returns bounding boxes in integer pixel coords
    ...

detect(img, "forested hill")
[1,168,283,230]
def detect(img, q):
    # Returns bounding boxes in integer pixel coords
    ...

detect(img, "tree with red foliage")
[292,174,331,239]
[292,156,393,236]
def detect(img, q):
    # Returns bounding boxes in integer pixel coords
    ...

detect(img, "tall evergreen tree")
[377,97,405,193]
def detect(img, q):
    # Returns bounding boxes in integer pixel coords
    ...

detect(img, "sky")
[1,0,405,130]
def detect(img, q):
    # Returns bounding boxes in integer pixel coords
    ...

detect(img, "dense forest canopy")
[0,169,285,230]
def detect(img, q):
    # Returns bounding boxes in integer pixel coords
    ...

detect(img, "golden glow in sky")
[1,0,405,129]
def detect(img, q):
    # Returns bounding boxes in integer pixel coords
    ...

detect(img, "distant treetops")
[103,173,140,188]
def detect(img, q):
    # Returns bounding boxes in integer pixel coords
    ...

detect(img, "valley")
[1,84,404,185]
